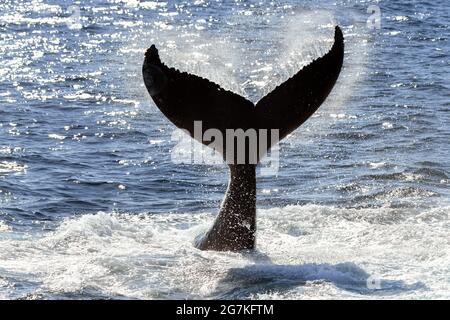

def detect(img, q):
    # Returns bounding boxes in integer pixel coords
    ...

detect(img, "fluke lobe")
[142,26,344,251]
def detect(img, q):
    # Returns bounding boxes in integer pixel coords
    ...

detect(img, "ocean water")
[0,0,449,299]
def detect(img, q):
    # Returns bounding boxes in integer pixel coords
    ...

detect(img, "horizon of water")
[0,0,449,299]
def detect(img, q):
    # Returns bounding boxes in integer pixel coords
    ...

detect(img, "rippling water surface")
[0,0,449,299]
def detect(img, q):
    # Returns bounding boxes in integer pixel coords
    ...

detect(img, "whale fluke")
[143,26,344,251]
[256,26,344,142]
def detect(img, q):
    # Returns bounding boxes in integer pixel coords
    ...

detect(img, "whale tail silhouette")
[143,26,344,251]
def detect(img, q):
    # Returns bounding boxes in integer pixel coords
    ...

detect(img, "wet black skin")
[142,26,344,251]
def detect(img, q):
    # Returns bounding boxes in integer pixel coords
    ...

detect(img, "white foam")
[0,161,27,174]
[0,204,448,299]
[0,221,11,232]
[368,161,386,169]
[48,133,66,140]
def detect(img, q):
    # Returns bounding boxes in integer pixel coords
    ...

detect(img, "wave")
[0,203,448,299]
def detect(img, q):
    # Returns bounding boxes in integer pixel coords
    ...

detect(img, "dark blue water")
[0,0,448,299]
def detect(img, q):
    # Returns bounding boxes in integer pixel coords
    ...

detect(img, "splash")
[0,204,448,299]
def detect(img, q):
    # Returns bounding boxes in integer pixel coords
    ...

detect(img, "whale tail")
[143,26,344,251]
